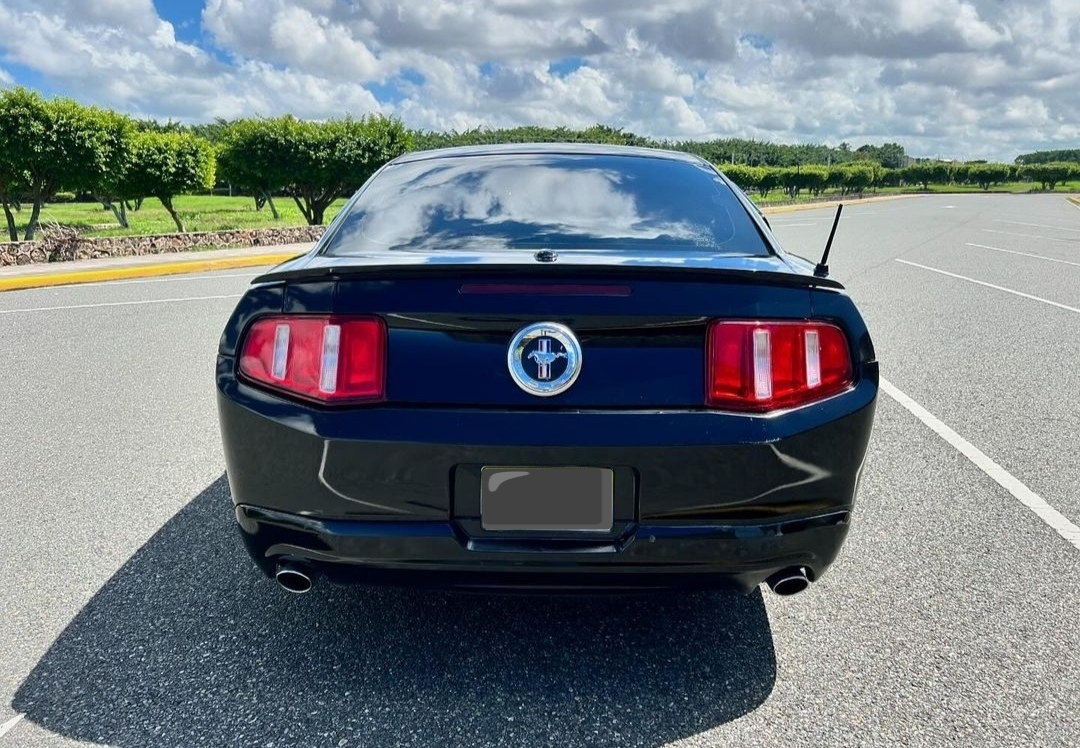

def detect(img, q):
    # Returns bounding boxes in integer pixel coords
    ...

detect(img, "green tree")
[719,164,765,193]
[0,87,120,240]
[90,110,138,228]
[836,163,876,195]
[928,161,952,186]
[217,118,288,219]
[902,161,951,190]
[0,142,29,242]
[855,142,907,169]
[120,131,216,232]
[878,168,902,188]
[779,167,803,199]
[1019,162,1077,190]
[966,162,1011,191]
[757,167,781,198]
[1014,149,1080,166]
[801,165,831,196]
[231,114,411,226]
[902,164,932,190]
[778,165,830,198]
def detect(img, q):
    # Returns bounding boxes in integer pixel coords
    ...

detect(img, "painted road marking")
[982,229,1079,244]
[964,242,1080,268]
[881,377,1080,553]
[895,260,1080,315]
[11,272,258,291]
[0,294,241,315]
[0,253,297,292]
[0,714,24,739]
[994,219,1080,234]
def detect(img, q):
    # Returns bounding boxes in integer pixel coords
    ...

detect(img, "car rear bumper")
[217,356,877,592]
[235,503,853,592]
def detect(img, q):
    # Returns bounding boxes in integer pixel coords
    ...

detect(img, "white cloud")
[0,0,1077,161]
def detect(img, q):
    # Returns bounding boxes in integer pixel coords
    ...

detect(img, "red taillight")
[238,316,385,403]
[707,321,853,411]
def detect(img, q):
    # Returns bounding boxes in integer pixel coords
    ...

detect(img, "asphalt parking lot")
[1,193,1078,747]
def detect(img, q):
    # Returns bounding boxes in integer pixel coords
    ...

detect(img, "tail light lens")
[238,315,385,404]
[707,321,853,411]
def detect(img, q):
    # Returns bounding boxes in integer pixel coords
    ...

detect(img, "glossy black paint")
[217,373,875,521]
[216,143,879,593]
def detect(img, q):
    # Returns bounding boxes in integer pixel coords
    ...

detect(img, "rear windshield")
[320,152,770,256]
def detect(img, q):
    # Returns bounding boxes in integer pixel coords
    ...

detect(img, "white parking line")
[983,228,1079,244]
[881,378,1080,553]
[0,294,241,315]
[0,714,24,739]
[964,242,1080,268]
[994,219,1080,234]
[895,260,1080,314]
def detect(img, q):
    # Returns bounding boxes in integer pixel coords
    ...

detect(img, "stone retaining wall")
[0,226,327,266]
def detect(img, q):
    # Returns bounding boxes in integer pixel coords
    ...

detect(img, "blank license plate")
[480,467,614,531]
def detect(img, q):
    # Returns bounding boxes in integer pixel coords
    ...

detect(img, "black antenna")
[814,203,843,277]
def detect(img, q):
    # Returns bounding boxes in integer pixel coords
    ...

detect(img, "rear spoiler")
[251,262,846,291]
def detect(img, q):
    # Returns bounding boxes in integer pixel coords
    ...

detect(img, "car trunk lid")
[266,255,822,409]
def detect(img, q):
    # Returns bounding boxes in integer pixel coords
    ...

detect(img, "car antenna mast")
[814,203,844,278]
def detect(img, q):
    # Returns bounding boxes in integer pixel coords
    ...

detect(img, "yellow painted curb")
[0,252,300,292]
[1067,196,1080,209]
[761,194,921,215]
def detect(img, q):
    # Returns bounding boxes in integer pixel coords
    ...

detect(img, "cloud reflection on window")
[324,154,761,256]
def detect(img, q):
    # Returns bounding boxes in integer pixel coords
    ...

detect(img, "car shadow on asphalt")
[14,475,777,747]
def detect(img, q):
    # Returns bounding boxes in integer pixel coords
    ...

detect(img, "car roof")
[391,141,710,167]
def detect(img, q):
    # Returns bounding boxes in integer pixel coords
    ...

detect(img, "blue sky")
[153,0,204,43]
[0,0,1077,161]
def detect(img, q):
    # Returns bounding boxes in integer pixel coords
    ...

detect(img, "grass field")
[2,194,350,242]
[753,180,1080,205]
[3,183,1079,242]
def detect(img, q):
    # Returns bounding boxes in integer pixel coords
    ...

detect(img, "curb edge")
[0,252,299,292]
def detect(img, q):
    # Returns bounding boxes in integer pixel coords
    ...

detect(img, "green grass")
[875,180,1080,195]
[2,194,350,242]
[752,189,897,205]
[748,180,1080,206]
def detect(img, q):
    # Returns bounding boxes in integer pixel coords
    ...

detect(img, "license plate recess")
[480,467,614,531]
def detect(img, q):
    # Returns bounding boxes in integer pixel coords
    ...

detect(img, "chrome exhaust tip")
[275,563,314,594]
[766,567,810,596]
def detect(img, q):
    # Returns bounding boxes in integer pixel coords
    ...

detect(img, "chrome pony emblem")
[507,322,582,396]
[527,339,567,380]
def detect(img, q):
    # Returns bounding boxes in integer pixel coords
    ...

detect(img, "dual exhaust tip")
[275,562,313,594]
[766,566,810,596]
[274,562,810,596]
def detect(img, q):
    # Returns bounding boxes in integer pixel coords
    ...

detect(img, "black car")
[216,143,877,596]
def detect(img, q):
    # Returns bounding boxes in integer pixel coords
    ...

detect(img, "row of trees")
[0,88,217,240]
[1,85,1078,241]
[0,88,411,240]
[1014,148,1080,165]
[718,160,1079,198]
[413,125,909,168]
